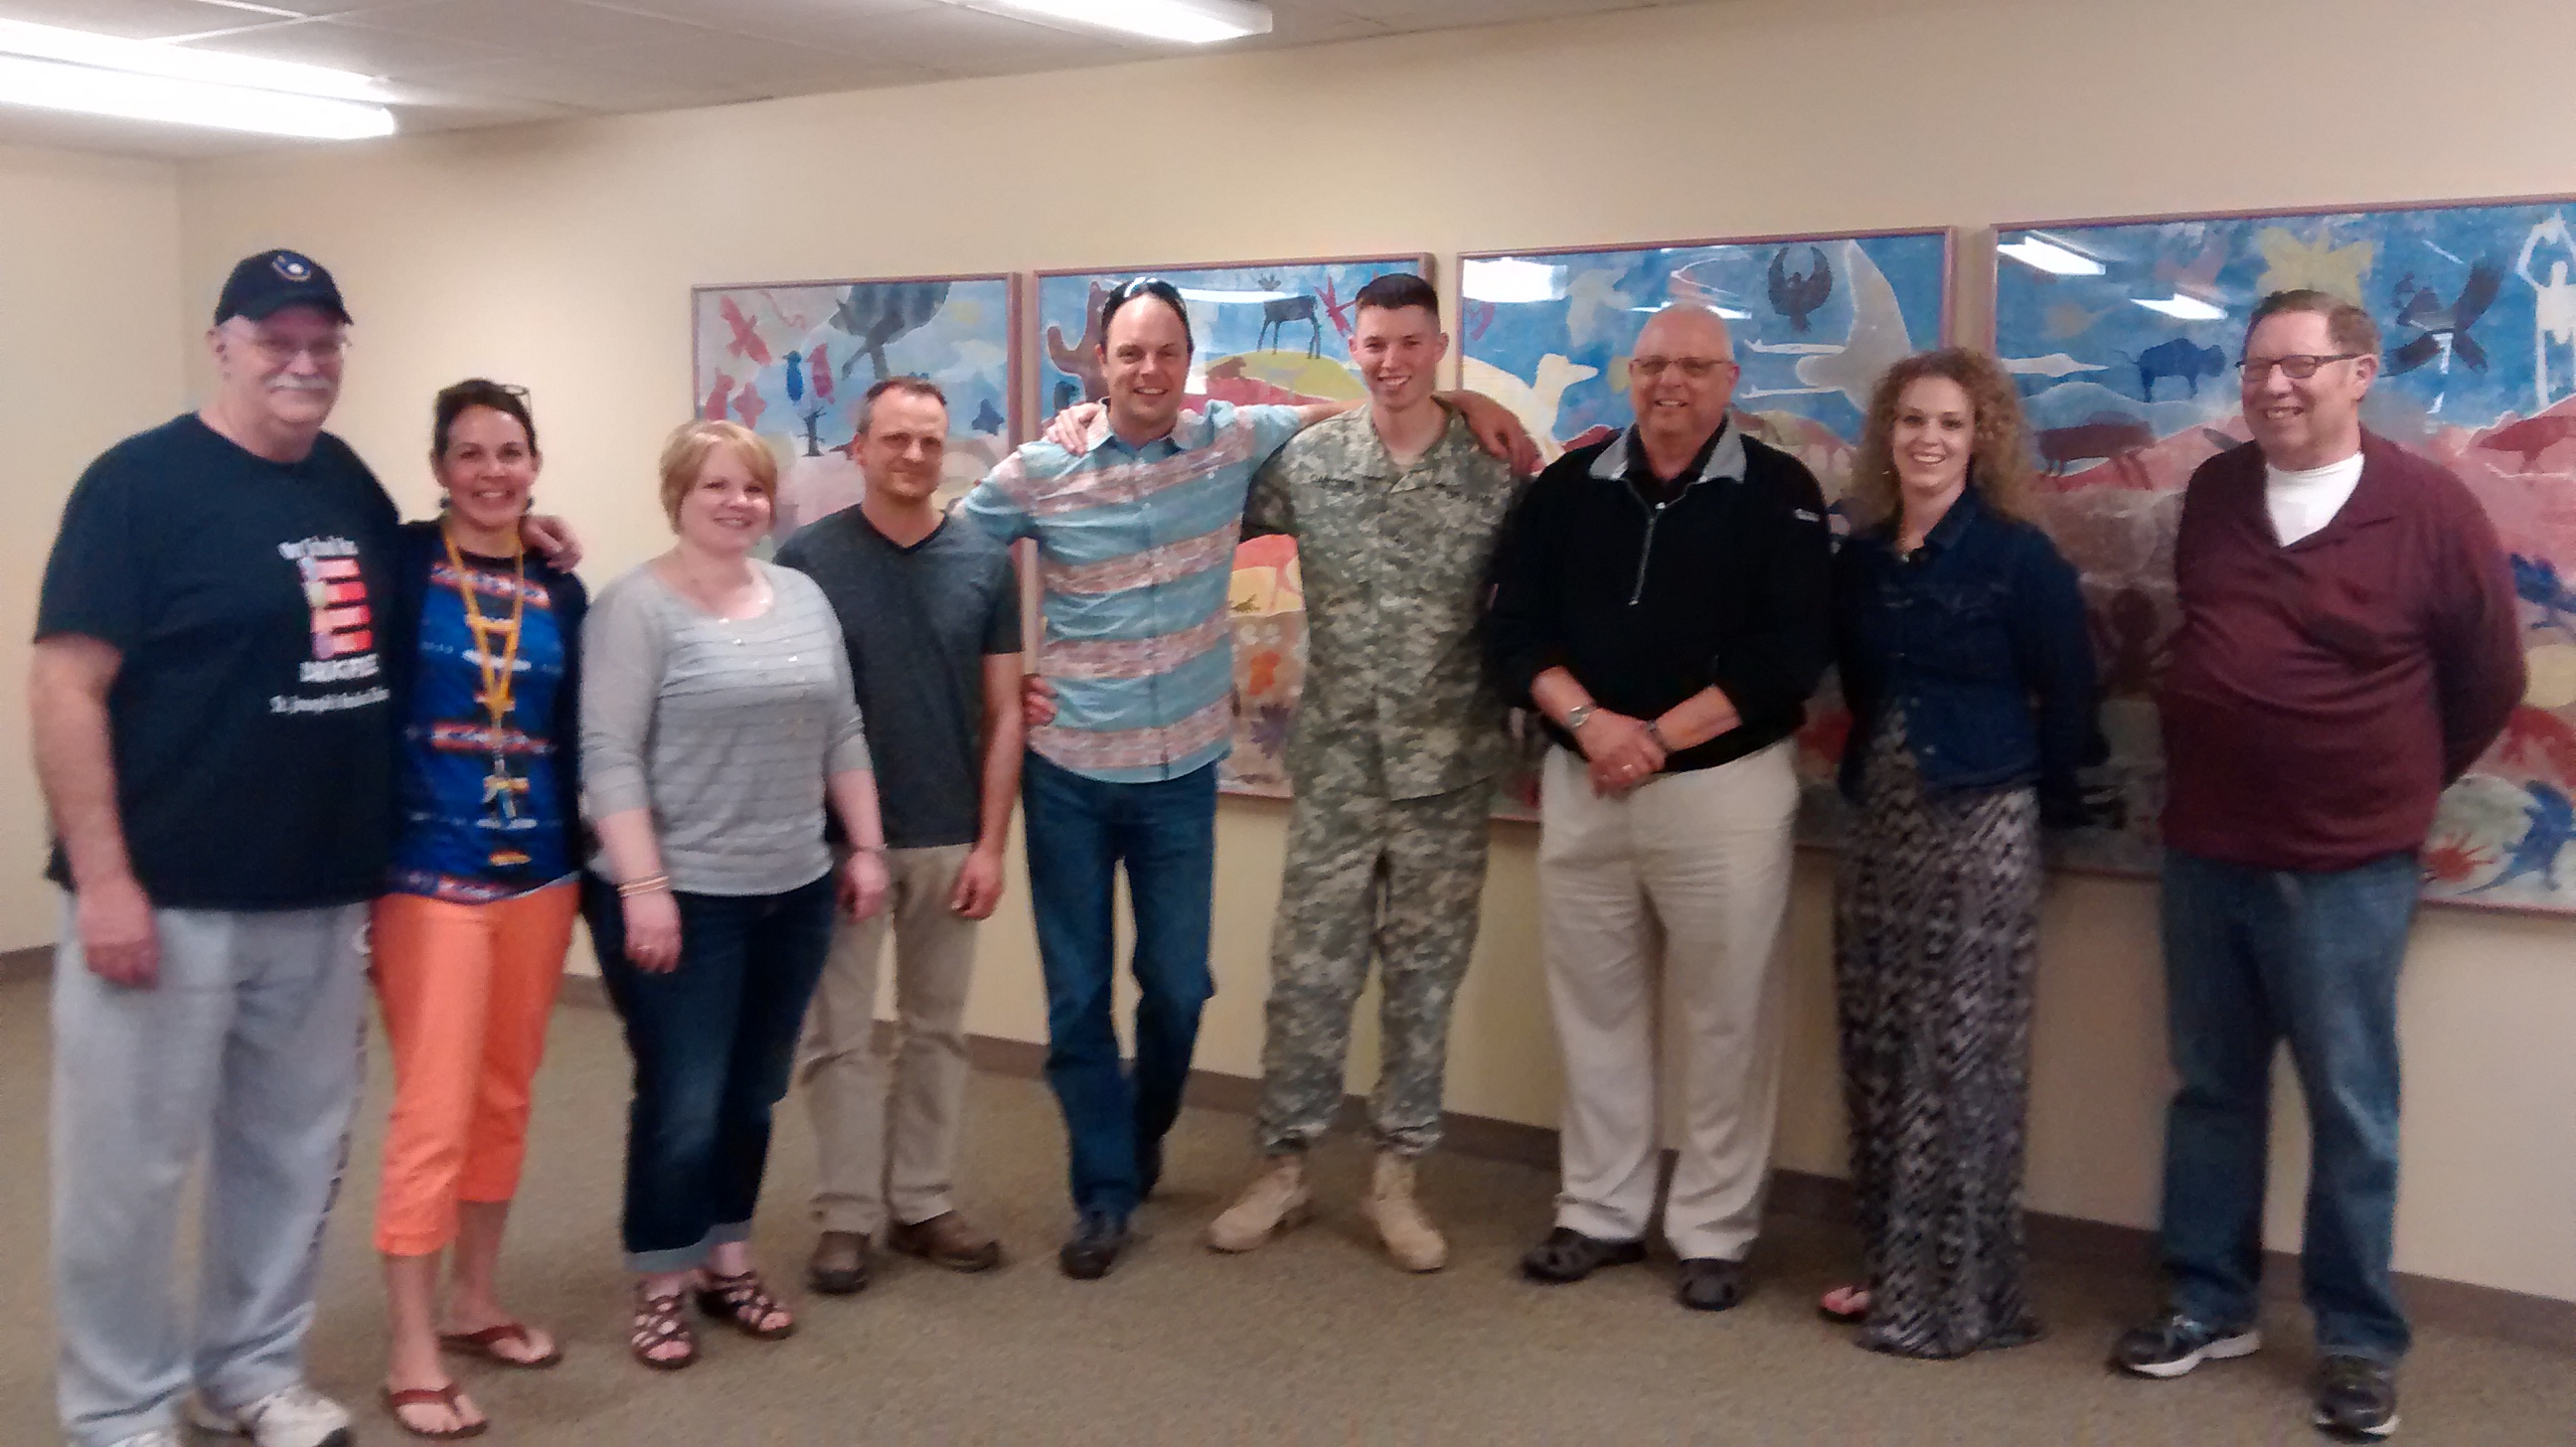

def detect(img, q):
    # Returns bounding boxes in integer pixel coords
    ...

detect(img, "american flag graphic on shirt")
[295,549,373,658]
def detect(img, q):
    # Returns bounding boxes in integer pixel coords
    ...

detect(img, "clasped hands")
[1576,709,1666,797]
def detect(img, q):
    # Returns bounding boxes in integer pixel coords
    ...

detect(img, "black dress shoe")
[2313,1355,2399,1440]
[1676,1257,1748,1312]
[807,1230,871,1295]
[1519,1226,1647,1283]
[1058,1211,1130,1280]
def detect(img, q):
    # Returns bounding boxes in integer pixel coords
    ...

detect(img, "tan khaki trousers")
[1537,741,1798,1262]
[796,844,980,1236]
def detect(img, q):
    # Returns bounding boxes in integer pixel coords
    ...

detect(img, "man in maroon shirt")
[2112,290,2523,1443]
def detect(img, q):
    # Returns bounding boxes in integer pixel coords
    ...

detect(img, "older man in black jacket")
[1487,303,1833,1314]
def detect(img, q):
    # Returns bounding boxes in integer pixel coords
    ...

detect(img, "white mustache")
[271,377,333,393]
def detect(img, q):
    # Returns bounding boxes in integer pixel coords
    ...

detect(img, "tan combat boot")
[1362,1153,1447,1272]
[1206,1155,1311,1252]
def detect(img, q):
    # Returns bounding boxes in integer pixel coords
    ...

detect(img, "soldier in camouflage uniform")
[1205,274,1521,1272]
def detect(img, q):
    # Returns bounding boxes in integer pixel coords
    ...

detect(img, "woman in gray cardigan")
[580,418,888,1371]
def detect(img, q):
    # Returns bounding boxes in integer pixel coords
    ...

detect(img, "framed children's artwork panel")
[1994,195,2576,911]
[1458,229,1956,826]
[692,272,1021,535]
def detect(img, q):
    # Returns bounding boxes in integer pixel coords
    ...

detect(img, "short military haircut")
[657,418,776,529]
[1354,272,1440,321]
[2248,288,2381,359]
[859,375,946,435]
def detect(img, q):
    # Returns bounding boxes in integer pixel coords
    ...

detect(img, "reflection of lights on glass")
[1462,258,1565,304]
[1631,303,1751,320]
[1179,287,1294,304]
[2134,294,2227,321]
[1999,237,2107,276]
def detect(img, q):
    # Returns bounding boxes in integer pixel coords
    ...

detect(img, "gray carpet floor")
[1,971,2567,1445]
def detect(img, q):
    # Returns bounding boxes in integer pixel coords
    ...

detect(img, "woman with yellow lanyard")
[370,379,588,1439]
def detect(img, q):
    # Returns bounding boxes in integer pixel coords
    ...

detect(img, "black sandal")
[629,1285,699,1370]
[695,1268,796,1340]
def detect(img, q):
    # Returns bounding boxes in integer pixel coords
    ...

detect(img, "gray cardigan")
[580,560,872,896]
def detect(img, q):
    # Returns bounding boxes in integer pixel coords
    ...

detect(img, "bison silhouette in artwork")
[2133,338,2228,401]
[2037,414,2159,486]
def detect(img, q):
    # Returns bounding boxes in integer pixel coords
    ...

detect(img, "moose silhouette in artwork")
[1254,274,1324,358]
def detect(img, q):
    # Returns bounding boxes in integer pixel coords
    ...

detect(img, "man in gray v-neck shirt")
[776,377,1025,1290]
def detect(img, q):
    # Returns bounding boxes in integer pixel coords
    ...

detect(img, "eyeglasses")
[233,330,349,367]
[2239,352,2362,382]
[1630,355,1733,381]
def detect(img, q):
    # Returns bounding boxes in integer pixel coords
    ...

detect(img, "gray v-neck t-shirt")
[776,506,1021,850]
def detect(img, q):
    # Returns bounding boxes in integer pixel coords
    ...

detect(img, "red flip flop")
[438,1322,564,1369]
[384,1382,488,1440]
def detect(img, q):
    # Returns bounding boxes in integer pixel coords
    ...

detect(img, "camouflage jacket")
[1245,406,1522,800]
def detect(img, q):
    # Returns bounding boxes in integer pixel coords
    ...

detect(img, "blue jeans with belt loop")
[585,871,839,1273]
[2155,848,2420,1362]
[1020,753,1220,1220]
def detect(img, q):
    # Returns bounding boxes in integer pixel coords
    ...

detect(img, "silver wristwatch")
[1564,704,1598,731]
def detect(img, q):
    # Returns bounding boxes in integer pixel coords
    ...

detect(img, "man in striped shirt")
[961,277,1529,1278]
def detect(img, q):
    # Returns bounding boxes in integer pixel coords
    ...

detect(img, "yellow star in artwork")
[2254,227,2375,304]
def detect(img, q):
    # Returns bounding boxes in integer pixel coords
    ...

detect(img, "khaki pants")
[1537,741,1797,1262]
[796,845,980,1236]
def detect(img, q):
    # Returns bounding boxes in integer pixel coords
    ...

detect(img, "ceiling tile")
[577,0,937,47]
[349,0,724,58]
[821,4,1144,74]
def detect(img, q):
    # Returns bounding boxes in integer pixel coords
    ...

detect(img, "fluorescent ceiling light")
[1999,237,2106,277]
[0,18,391,101]
[961,0,1271,44]
[2134,294,2227,321]
[1462,258,1564,305]
[0,55,395,139]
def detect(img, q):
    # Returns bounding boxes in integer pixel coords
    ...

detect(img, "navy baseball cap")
[214,248,352,325]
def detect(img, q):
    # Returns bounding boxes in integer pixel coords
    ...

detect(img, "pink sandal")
[1819,1284,1872,1324]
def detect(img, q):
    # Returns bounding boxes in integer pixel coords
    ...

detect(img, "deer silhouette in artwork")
[1046,280,1113,405]
[1254,274,1324,357]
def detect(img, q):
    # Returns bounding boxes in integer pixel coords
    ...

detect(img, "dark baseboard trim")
[555,985,2575,1353]
[0,945,51,984]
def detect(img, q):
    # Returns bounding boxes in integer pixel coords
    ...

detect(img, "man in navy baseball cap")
[213,247,352,325]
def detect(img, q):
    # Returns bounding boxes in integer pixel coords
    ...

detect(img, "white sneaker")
[187,1384,354,1447]
[102,1430,183,1447]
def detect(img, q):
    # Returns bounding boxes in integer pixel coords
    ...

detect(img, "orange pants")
[371,884,577,1256]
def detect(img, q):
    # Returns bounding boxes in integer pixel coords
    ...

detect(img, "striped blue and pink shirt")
[960,400,1304,783]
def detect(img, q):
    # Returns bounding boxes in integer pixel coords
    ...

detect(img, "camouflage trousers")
[1255,781,1492,1158]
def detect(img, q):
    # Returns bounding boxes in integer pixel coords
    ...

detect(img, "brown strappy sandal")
[694,1268,796,1340]
[382,1382,489,1440]
[630,1284,699,1370]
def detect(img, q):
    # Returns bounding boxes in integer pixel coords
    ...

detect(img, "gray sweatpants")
[51,895,369,1447]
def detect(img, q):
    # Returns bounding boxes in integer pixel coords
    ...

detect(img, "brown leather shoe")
[887,1211,1003,1272]
[807,1230,871,1295]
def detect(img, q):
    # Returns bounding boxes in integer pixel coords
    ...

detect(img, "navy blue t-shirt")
[37,412,402,909]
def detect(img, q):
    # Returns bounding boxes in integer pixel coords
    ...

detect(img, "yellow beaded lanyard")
[441,525,531,851]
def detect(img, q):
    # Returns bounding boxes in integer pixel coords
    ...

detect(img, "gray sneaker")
[187,1384,354,1447]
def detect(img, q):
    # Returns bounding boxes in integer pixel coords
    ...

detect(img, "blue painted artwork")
[693,275,1018,535]
[1034,256,1428,428]
[1996,199,2576,911]
[1459,231,1952,823]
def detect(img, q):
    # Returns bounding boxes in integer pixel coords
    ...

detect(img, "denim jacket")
[1831,487,2105,824]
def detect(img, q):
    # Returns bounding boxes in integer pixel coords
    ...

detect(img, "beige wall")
[154,0,2576,1302]
[2,145,187,950]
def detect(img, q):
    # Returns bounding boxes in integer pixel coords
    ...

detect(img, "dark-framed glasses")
[1630,355,1732,381]
[2239,352,2363,382]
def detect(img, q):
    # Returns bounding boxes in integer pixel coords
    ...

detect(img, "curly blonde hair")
[1845,347,2038,529]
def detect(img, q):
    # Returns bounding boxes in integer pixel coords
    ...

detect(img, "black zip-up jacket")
[1485,421,1834,773]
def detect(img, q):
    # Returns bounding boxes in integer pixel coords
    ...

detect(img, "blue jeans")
[1021,753,1219,1218]
[2157,849,2418,1362]
[584,872,838,1273]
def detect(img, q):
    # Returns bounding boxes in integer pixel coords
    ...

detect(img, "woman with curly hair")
[1820,347,2103,1358]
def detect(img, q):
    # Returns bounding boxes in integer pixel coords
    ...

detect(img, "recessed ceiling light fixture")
[0,18,396,139]
[954,0,1273,45]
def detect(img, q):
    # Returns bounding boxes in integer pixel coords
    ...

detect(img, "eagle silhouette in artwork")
[1767,245,1834,333]
[831,280,951,382]
[2387,260,2502,375]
